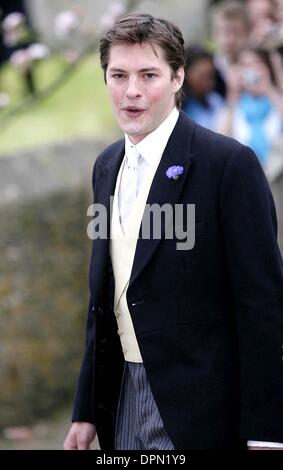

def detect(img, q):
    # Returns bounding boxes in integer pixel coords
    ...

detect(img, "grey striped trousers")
[114,361,175,450]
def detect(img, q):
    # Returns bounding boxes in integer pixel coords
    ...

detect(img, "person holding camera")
[217,47,283,167]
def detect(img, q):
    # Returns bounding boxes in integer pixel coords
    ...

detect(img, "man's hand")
[63,422,97,450]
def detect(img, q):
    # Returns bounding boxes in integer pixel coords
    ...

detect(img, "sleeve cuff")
[248,440,283,448]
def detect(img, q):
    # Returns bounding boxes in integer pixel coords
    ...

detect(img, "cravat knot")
[126,145,140,170]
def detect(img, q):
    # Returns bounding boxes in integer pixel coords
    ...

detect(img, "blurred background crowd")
[182,0,283,168]
[1,0,282,167]
[0,0,282,450]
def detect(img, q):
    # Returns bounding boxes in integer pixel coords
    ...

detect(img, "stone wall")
[0,139,106,428]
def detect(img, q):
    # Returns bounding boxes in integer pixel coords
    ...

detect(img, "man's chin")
[121,125,146,137]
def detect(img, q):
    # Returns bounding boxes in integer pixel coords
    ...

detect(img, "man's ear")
[173,67,185,92]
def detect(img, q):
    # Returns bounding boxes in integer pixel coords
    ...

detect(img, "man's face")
[105,42,184,144]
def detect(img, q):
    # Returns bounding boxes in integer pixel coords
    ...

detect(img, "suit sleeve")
[219,144,283,442]
[71,159,100,424]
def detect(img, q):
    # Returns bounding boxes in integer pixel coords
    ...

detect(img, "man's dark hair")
[99,12,186,109]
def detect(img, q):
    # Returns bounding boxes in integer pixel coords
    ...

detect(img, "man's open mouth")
[123,107,146,117]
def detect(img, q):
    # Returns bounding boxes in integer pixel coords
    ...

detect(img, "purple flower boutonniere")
[166,165,184,181]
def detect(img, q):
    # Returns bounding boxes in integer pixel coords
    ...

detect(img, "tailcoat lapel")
[130,112,196,287]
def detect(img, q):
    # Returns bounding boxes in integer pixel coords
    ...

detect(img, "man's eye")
[112,74,125,79]
[144,73,157,79]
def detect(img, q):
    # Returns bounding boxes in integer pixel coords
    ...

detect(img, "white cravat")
[119,144,141,230]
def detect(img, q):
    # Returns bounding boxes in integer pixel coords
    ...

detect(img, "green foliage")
[0,190,90,427]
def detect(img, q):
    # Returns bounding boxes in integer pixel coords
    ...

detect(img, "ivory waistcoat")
[110,158,156,362]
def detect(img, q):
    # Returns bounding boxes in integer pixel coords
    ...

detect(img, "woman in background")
[218,47,283,167]
[182,46,224,131]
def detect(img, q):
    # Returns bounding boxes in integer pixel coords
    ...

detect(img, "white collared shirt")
[121,106,179,199]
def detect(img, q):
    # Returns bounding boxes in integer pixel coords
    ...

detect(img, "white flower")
[100,14,116,30]
[100,3,126,30]
[28,43,50,60]
[10,49,31,71]
[2,12,26,46]
[2,12,25,31]
[54,10,80,37]
[109,3,126,17]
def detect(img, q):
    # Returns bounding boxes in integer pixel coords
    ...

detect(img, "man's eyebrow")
[139,67,160,73]
[108,67,161,73]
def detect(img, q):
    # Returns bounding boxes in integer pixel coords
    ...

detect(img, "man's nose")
[126,77,141,98]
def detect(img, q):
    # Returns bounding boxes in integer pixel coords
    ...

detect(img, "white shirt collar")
[125,107,179,168]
